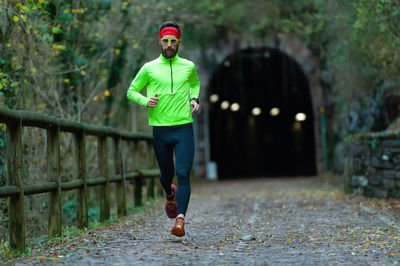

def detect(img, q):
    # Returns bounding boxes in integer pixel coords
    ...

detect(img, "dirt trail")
[10,177,400,265]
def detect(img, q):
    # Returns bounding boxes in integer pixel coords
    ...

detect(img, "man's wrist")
[191,98,199,104]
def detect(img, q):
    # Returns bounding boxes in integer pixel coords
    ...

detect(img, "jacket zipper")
[170,59,173,93]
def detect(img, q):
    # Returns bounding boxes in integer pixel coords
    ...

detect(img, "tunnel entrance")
[208,47,316,179]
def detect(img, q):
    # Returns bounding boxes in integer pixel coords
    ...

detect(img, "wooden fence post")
[98,136,110,221]
[7,122,25,250]
[75,133,88,228]
[47,126,62,237]
[113,137,126,217]
[134,141,142,207]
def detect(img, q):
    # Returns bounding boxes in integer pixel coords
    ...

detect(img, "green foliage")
[337,0,400,81]
[62,197,100,225]
[0,72,17,108]
[365,186,375,198]
[62,199,77,225]
[0,237,32,260]
[0,0,398,128]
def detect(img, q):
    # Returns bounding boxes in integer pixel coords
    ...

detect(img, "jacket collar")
[159,53,179,62]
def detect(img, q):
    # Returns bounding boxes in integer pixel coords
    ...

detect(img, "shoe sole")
[165,184,178,218]
[171,225,185,237]
[165,201,178,218]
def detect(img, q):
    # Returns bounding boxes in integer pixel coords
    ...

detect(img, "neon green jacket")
[127,54,200,126]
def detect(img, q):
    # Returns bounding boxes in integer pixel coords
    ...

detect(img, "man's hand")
[190,99,199,114]
[147,93,159,107]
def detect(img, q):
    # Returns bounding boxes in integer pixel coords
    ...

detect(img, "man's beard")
[161,46,179,58]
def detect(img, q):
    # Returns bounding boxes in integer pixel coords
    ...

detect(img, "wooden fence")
[0,107,161,250]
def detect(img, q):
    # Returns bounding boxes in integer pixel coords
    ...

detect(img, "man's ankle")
[166,190,174,200]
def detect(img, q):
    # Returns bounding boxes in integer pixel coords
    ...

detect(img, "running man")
[126,21,200,237]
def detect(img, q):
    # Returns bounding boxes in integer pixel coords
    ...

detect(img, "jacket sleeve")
[127,64,150,107]
[189,64,200,99]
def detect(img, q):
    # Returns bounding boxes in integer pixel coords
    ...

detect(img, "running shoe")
[171,217,185,237]
[165,184,178,218]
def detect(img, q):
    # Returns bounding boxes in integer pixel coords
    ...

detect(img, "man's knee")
[175,168,190,184]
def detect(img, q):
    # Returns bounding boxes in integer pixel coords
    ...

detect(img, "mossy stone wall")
[344,129,400,198]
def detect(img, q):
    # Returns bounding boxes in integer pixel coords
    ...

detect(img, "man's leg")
[173,124,194,217]
[152,127,175,196]
[170,125,194,237]
[153,127,178,218]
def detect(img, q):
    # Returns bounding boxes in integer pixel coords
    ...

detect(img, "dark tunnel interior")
[208,47,316,179]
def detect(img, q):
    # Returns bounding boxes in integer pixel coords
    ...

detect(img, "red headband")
[160,27,181,39]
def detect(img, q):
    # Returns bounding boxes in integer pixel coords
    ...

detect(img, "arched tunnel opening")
[208,47,316,179]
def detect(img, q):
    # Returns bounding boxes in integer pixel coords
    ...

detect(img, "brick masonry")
[344,129,400,198]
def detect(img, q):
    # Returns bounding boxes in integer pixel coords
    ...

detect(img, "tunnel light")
[221,100,230,110]
[230,103,240,112]
[270,107,280,116]
[252,107,262,116]
[295,113,307,121]
[209,94,219,103]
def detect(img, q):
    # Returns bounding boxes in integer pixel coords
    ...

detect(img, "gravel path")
[11,177,400,265]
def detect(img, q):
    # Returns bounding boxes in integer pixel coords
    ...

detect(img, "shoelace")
[175,218,184,227]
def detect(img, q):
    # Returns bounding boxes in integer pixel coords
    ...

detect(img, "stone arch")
[192,35,324,178]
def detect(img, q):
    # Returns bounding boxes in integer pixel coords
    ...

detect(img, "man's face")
[159,34,180,58]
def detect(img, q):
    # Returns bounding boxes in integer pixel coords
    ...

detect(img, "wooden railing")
[0,107,161,250]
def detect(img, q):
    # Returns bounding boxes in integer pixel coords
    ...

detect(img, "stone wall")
[344,129,400,198]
